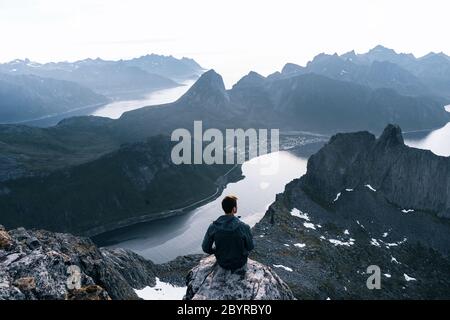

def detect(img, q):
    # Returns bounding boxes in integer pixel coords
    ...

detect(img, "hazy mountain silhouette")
[0,72,108,123]
[0,55,204,99]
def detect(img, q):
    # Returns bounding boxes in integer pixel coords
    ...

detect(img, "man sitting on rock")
[202,195,254,271]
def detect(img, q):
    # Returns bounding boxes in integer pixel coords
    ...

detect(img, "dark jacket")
[202,215,254,271]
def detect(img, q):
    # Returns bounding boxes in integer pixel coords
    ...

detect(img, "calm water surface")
[404,105,450,156]
[91,80,194,119]
[94,151,308,263]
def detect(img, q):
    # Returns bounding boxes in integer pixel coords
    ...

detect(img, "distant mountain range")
[0,55,204,97]
[0,54,204,123]
[275,45,450,99]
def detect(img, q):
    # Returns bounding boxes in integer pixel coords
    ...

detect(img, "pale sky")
[0,0,449,87]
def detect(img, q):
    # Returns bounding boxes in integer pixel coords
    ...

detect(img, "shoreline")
[88,139,327,240]
[0,102,109,125]
[87,164,242,238]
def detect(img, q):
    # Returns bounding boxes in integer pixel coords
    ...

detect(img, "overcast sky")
[0,0,449,86]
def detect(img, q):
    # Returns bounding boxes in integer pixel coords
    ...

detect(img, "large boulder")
[184,255,295,300]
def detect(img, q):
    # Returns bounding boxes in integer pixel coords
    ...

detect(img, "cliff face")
[303,124,450,218]
[185,256,295,300]
[251,125,450,299]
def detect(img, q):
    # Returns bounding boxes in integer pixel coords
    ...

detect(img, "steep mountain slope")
[0,135,241,235]
[0,73,108,123]
[230,73,449,133]
[0,117,118,181]
[251,125,450,299]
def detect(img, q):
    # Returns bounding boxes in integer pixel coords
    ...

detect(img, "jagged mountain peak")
[377,124,404,147]
[191,69,225,90]
[232,71,266,89]
[178,69,229,105]
[281,63,304,75]
[369,44,396,54]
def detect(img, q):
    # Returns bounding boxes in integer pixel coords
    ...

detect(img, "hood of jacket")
[213,215,242,231]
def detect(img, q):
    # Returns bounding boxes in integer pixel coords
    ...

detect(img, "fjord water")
[91,80,195,119]
[94,151,308,263]
[404,105,450,156]
[20,81,195,126]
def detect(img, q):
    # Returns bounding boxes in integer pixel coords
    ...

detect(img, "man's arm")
[243,224,254,251]
[202,224,215,254]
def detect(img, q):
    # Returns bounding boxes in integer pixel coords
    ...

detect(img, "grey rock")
[0,227,154,300]
[302,124,450,216]
[184,255,295,300]
[251,124,450,299]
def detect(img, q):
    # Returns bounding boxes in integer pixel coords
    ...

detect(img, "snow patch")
[370,238,381,247]
[273,264,293,272]
[328,238,355,246]
[303,222,316,230]
[345,188,354,192]
[134,277,186,300]
[382,232,388,238]
[333,193,341,202]
[384,274,392,278]
[290,208,310,221]
[391,256,400,264]
[294,243,306,248]
[404,274,417,282]
[383,237,407,247]
[344,229,350,235]
[401,209,414,214]
[365,184,377,192]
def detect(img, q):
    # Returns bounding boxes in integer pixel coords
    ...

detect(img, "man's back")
[202,215,254,271]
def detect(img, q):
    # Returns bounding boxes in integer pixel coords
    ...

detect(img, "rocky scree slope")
[251,124,450,299]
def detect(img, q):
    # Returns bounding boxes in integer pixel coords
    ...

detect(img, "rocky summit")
[251,124,450,299]
[0,225,170,300]
[0,224,294,300]
[184,255,295,300]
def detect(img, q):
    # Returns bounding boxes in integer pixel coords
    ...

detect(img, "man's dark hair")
[221,195,237,214]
